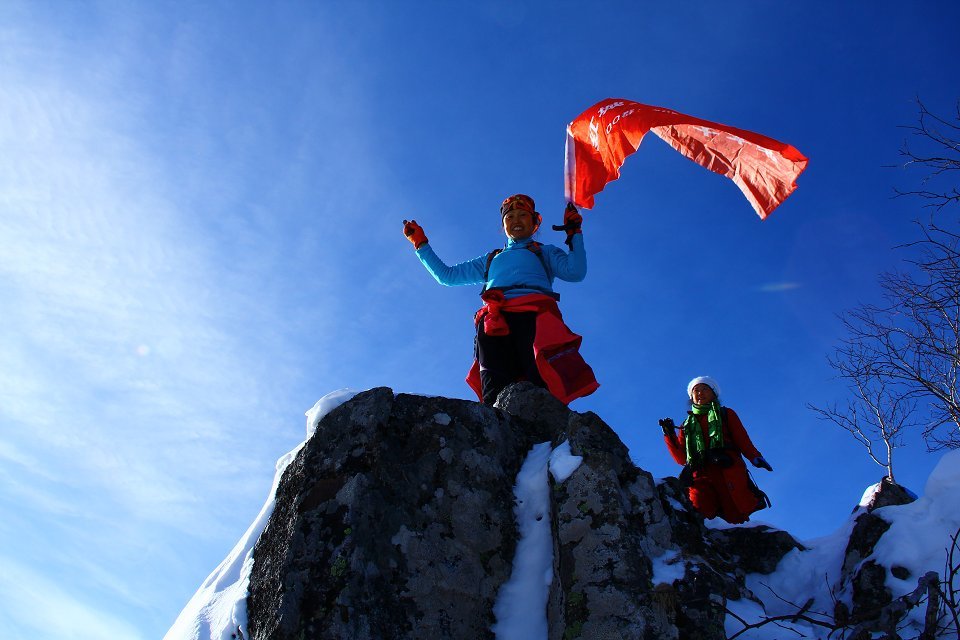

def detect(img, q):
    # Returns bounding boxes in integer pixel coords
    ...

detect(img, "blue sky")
[1,2,958,638]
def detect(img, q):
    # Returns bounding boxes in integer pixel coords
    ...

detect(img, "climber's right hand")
[658,418,675,436]
[563,203,583,233]
[403,219,428,249]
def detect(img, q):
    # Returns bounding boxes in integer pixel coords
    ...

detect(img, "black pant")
[476,311,545,405]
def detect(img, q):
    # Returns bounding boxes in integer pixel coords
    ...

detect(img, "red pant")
[688,461,762,524]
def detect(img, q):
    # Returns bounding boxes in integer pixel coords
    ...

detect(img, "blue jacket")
[415,235,586,298]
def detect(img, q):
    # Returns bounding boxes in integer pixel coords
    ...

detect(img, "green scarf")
[682,401,725,465]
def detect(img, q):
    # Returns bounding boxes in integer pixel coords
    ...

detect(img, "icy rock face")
[245,384,802,639]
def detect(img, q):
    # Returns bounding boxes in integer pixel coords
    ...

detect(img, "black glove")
[753,456,773,472]
[658,418,675,436]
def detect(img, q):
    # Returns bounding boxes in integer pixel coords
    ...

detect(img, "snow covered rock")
[246,387,528,639]
[498,384,678,638]
[841,478,918,619]
[169,386,960,640]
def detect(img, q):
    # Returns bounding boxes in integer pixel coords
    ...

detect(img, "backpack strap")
[480,244,559,300]
[482,249,502,284]
[526,241,553,280]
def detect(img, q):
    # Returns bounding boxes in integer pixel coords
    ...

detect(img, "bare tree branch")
[821,137,960,452]
[894,98,960,211]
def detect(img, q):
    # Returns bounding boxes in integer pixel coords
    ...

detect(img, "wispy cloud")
[0,557,147,640]
[757,282,802,293]
[0,14,319,636]
[0,4,416,637]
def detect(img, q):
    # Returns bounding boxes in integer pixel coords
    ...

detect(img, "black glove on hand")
[753,456,773,472]
[658,418,675,437]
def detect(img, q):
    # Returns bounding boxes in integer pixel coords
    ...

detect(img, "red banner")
[565,99,808,219]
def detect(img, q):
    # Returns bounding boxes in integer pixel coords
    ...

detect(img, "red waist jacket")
[466,292,598,405]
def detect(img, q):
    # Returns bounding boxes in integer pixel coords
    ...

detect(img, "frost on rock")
[650,548,685,586]
[858,481,883,508]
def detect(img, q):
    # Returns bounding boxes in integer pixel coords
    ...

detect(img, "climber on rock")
[403,193,598,406]
[660,376,773,524]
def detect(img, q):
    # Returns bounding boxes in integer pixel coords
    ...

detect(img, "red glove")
[564,203,583,233]
[562,203,582,248]
[403,219,428,249]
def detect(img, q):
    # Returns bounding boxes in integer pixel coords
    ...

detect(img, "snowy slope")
[731,449,960,639]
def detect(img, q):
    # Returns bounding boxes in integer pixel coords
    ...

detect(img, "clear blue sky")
[1,2,958,638]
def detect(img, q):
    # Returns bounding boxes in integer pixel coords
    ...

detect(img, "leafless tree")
[894,98,960,210]
[808,342,917,481]
[828,218,960,453]
[815,100,960,456]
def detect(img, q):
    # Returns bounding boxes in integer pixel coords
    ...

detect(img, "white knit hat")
[687,376,721,401]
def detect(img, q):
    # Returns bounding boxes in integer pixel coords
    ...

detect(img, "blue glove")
[753,456,773,472]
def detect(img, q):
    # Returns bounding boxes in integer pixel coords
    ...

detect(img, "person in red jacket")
[660,376,773,524]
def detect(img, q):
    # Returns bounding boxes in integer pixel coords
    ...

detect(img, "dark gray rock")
[861,477,917,513]
[851,560,892,619]
[842,512,891,579]
[240,384,903,640]
[497,384,771,640]
[838,478,916,622]
[707,525,805,575]
[247,388,529,640]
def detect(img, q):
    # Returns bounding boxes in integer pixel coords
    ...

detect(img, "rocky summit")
[242,384,901,639]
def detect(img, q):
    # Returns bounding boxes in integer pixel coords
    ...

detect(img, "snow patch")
[858,481,882,507]
[548,440,582,482]
[305,388,361,438]
[164,444,302,640]
[650,548,685,586]
[433,412,451,425]
[494,439,583,639]
[872,449,960,599]
[165,389,359,640]
[734,449,960,639]
[493,441,554,639]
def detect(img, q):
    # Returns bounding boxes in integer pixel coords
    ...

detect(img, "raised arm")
[546,205,586,282]
[416,244,487,286]
[403,218,486,286]
[545,234,587,282]
[660,417,687,465]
